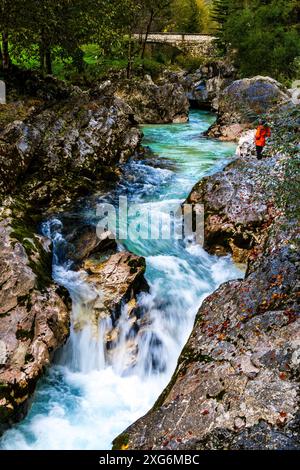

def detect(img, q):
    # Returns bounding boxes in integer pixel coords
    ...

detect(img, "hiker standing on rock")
[255,119,271,160]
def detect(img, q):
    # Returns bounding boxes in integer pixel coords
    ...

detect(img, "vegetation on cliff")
[213,0,300,81]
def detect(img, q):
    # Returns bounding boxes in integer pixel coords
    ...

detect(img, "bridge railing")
[133,33,215,42]
[135,32,214,37]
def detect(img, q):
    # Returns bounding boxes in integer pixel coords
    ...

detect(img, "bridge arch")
[133,33,216,58]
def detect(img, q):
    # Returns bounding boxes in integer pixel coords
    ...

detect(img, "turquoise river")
[0,110,243,450]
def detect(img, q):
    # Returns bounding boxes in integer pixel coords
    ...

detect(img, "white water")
[0,110,243,450]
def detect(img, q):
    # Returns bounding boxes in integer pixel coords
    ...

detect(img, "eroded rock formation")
[207,76,291,141]
[0,92,141,210]
[186,153,279,263]
[115,78,189,124]
[0,200,70,431]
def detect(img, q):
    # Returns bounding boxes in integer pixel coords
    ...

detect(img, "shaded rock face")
[115,79,189,124]
[0,201,70,431]
[0,75,149,432]
[207,76,291,141]
[186,154,280,263]
[184,61,236,111]
[65,225,117,264]
[81,251,147,326]
[0,92,141,207]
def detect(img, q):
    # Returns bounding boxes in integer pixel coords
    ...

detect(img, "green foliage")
[0,0,134,74]
[212,0,300,81]
[264,106,300,218]
[176,53,204,71]
[136,57,164,76]
[0,0,214,79]
[170,0,202,32]
[167,0,216,33]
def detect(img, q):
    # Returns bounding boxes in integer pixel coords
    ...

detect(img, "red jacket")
[256,125,271,147]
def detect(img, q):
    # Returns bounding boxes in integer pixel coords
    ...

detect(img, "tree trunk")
[39,29,51,75]
[127,33,133,79]
[141,9,154,60]
[73,48,84,73]
[45,48,52,75]
[2,33,10,70]
[0,42,3,70]
[39,42,45,74]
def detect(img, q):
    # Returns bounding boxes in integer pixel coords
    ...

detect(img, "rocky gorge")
[0,73,147,431]
[114,81,300,450]
[0,68,194,432]
[0,65,299,450]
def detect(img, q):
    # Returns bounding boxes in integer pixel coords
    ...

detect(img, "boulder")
[207,76,291,140]
[65,225,117,264]
[180,60,236,110]
[0,200,70,431]
[115,79,189,124]
[80,252,147,327]
[186,154,280,263]
[0,92,141,206]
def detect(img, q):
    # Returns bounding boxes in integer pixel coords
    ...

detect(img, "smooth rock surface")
[207,76,291,140]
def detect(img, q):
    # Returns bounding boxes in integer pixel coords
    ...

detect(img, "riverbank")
[0,110,242,449]
[114,105,300,450]
[0,68,191,430]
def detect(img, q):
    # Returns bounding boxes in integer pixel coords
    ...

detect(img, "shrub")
[175,54,203,72]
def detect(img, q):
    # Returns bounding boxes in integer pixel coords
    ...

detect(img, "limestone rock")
[0,201,70,431]
[0,92,141,206]
[82,251,147,325]
[207,76,291,140]
[73,251,149,369]
[186,155,280,263]
[115,79,189,124]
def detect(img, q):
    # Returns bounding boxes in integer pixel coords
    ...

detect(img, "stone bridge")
[133,33,216,57]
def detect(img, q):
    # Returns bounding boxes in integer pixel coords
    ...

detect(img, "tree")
[139,1,172,59]
[0,0,128,74]
[116,0,143,78]
[170,0,202,33]
[0,0,21,70]
[212,0,300,80]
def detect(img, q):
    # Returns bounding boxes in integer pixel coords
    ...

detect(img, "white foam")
[0,111,240,450]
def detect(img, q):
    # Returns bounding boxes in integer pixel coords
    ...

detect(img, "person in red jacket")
[255,119,271,160]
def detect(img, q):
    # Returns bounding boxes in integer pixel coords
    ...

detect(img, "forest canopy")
[0,0,299,81]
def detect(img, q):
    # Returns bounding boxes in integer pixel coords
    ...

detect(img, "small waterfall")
[0,110,242,450]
